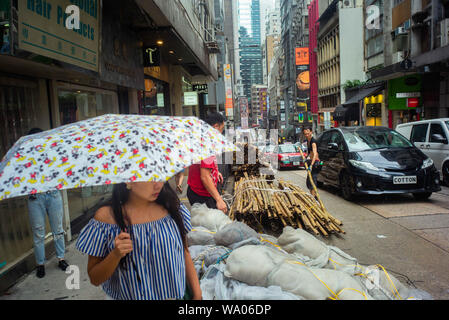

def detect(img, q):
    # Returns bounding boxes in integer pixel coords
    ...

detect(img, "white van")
[396,118,449,186]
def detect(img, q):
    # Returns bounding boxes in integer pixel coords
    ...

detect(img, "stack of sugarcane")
[232,143,275,180]
[228,173,344,237]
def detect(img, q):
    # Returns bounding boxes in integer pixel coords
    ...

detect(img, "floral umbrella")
[0,114,237,201]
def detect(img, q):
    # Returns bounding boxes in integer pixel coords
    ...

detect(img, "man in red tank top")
[187,113,228,214]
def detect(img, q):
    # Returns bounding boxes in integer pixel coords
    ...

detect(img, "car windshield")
[342,129,413,152]
[446,121,449,132]
[279,145,297,153]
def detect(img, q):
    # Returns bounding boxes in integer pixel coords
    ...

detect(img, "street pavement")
[1,169,449,299]
[276,168,449,300]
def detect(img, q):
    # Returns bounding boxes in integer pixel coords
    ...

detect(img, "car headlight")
[421,158,433,169]
[349,160,381,171]
[280,156,290,162]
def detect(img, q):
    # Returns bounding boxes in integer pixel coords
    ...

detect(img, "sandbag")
[355,264,417,300]
[187,226,216,246]
[224,245,372,300]
[224,245,291,287]
[278,227,360,274]
[201,263,302,300]
[267,262,372,300]
[190,203,232,232]
[214,221,259,247]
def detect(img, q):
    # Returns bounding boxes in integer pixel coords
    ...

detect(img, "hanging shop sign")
[193,84,208,93]
[18,0,100,71]
[143,46,160,67]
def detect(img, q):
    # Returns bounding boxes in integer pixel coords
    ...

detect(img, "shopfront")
[0,0,145,290]
[387,75,422,129]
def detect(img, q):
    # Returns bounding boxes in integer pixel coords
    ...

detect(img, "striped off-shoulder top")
[76,203,192,300]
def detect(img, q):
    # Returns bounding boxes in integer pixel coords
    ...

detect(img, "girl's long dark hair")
[100,182,187,248]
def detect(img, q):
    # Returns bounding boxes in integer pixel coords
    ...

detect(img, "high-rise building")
[238,0,263,105]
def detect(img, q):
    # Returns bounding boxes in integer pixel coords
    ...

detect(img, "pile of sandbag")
[188,204,432,300]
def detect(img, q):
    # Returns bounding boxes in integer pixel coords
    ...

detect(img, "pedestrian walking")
[186,112,228,214]
[76,181,202,300]
[26,128,69,278]
[303,126,321,199]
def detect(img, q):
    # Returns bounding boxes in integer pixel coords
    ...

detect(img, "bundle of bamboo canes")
[228,173,344,237]
[232,143,275,180]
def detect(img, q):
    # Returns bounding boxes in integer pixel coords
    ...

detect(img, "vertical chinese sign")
[295,47,310,123]
[239,97,249,129]
[223,64,234,119]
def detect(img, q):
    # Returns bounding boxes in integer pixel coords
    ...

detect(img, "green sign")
[388,75,422,110]
[18,0,99,71]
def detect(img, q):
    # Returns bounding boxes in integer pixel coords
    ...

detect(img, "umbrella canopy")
[0,114,237,201]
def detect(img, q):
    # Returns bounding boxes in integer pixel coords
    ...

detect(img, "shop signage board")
[388,75,422,110]
[184,91,198,106]
[18,0,100,72]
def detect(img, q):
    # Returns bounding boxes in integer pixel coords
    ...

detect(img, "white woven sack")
[187,226,216,246]
[190,203,232,232]
[214,221,259,247]
[224,245,290,287]
[267,262,373,300]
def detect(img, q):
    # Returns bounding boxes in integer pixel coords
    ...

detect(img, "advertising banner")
[295,47,310,121]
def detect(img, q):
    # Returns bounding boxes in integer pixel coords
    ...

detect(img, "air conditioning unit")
[392,51,405,64]
[395,27,407,36]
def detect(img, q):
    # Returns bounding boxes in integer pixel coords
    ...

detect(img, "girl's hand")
[112,232,133,259]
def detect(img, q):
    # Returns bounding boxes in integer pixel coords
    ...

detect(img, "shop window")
[57,86,119,223]
[0,81,45,272]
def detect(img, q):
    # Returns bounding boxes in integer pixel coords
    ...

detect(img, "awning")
[332,104,360,122]
[343,85,384,106]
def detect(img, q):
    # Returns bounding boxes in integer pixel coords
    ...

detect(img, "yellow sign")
[18,0,99,71]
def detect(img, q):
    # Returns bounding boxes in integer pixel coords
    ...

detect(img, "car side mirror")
[431,134,448,144]
[328,142,338,150]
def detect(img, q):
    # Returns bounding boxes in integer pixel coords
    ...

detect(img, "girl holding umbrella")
[76,181,202,300]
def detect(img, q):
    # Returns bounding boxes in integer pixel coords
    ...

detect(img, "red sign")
[407,98,419,108]
[295,48,309,66]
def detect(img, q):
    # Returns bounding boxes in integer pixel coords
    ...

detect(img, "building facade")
[0,0,218,292]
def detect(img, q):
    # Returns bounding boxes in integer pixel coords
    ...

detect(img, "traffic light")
[308,113,313,122]
[298,112,304,123]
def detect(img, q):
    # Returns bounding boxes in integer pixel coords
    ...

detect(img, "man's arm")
[200,168,228,213]
[311,141,318,164]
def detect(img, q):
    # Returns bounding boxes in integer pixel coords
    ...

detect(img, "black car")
[316,126,441,200]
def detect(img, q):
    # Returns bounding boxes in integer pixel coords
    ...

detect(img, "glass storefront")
[141,77,170,116]
[0,78,49,270]
[58,84,119,222]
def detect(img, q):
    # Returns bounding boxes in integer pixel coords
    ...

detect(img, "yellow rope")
[260,237,283,250]
[287,260,340,300]
[191,228,216,234]
[375,264,403,300]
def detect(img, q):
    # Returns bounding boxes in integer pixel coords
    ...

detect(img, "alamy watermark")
[65,265,80,290]
[365,5,381,30]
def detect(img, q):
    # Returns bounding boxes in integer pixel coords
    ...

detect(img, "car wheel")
[340,172,354,201]
[412,192,432,200]
[443,162,449,187]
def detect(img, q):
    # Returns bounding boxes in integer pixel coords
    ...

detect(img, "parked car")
[265,144,305,169]
[294,141,308,154]
[316,126,441,201]
[395,118,449,186]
